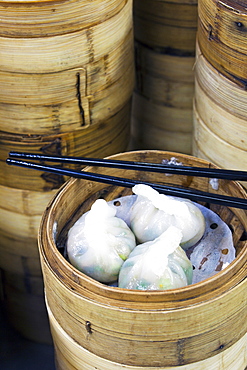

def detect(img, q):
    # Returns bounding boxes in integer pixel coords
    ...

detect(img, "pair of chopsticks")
[6,151,247,209]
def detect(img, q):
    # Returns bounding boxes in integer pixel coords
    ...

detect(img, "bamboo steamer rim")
[206,0,247,13]
[39,150,247,307]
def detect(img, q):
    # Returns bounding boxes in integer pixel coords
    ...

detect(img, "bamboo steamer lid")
[134,0,198,52]
[197,0,247,87]
[39,150,247,368]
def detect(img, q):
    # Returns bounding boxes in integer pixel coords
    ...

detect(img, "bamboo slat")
[131,118,193,154]
[0,185,56,215]
[193,107,247,189]
[0,101,131,191]
[131,2,197,153]
[135,46,195,109]
[194,80,246,151]
[0,30,134,134]
[132,42,195,153]
[133,93,193,132]
[48,305,247,370]
[193,44,247,189]
[195,45,247,121]
[135,44,195,83]
[133,0,197,52]
[39,150,247,368]
[132,93,193,154]
[0,0,132,74]
[197,0,247,87]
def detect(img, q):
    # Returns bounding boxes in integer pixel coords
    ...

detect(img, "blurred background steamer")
[131,0,198,154]
[193,0,247,189]
[0,0,134,343]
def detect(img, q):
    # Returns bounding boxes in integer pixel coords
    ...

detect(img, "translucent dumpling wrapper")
[129,184,206,249]
[118,226,193,290]
[67,199,136,283]
[108,190,235,285]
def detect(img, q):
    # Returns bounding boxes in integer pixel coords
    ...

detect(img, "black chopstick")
[8,151,247,181]
[6,158,247,209]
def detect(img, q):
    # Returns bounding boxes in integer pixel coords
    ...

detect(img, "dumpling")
[67,199,136,283]
[130,184,206,249]
[118,226,193,290]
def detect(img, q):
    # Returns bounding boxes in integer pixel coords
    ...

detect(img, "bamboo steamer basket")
[131,114,193,154]
[0,101,131,191]
[0,0,134,344]
[193,45,247,188]
[48,307,247,370]
[133,0,198,52]
[39,150,247,368]
[197,0,247,88]
[131,43,195,153]
[0,99,130,340]
[132,92,193,153]
[0,186,55,341]
[1,269,52,344]
[194,43,247,122]
[0,30,134,135]
[0,185,57,275]
[0,0,134,135]
[193,108,247,189]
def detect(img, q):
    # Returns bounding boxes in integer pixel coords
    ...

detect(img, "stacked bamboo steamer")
[39,150,247,369]
[131,0,198,154]
[193,0,247,188]
[0,0,134,343]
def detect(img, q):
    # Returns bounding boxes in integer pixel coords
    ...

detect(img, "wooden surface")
[39,150,247,368]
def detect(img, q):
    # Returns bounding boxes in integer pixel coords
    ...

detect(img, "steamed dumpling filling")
[118,226,193,290]
[67,199,136,283]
